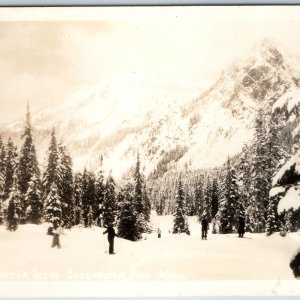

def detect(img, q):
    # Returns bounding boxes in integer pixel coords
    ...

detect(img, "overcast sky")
[1,6,300,123]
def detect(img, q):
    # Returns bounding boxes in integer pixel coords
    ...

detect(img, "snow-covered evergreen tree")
[211,177,220,219]
[58,144,74,228]
[0,146,4,225]
[95,155,105,226]
[202,177,212,221]
[133,152,150,233]
[248,109,269,233]
[117,182,143,241]
[195,173,205,219]
[0,197,4,225]
[142,180,151,222]
[73,173,84,226]
[267,115,283,174]
[265,114,285,235]
[134,152,143,214]
[86,205,94,227]
[219,158,239,234]
[17,104,40,222]
[81,169,96,227]
[238,144,252,231]
[6,174,21,231]
[25,174,43,224]
[173,174,190,235]
[102,175,116,227]
[4,138,18,199]
[266,196,277,236]
[44,182,62,225]
[0,136,6,178]
[42,129,61,198]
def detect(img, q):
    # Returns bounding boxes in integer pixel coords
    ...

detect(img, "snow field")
[0,214,299,281]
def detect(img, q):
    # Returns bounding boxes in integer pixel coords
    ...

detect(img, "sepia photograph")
[0,5,300,297]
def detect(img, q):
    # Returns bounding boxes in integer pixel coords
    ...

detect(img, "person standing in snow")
[157,228,161,238]
[103,225,118,254]
[238,217,245,238]
[201,217,209,240]
[51,221,63,249]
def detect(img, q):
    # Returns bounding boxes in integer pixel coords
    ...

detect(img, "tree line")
[153,104,300,236]
[0,102,299,239]
[0,106,151,241]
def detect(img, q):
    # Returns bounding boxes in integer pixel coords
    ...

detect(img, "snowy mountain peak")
[1,39,299,180]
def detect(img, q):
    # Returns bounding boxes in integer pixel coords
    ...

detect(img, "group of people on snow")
[47,216,247,253]
[47,221,118,254]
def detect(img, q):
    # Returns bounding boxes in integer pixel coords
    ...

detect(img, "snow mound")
[269,186,286,198]
[273,86,300,113]
[272,150,300,186]
[278,187,300,214]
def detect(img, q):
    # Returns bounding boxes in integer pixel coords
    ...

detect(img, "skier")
[157,227,161,238]
[238,217,245,238]
[103,225,118,255]
[51,221,63,249]
[201,217,209,240]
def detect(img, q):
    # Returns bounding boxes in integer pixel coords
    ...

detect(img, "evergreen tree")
[4,138,18,199]
[195,173,205,219]
[202,177,212,221]
[133,152,150,233]
[117,182,143,241]
[73,173,84,226]
[95,155,105,226]
[6,174,22,231]
[0,197,4,225]
[249,109,269,233]
[0,150,4,225]
[265,114,283,235]
[86,205,94,227]
[102,175,116,227]
[238,144,252,231]
[267,115,282,174]
[42,129,61,198]
[173,175,190,235]
[219,158,239,233]
[81,169,96,227]
[44,182,62,225]
[0,137,6,177]
[184,177,195,216]
[211,177,220,219]
[154,188,166,216]
[266,196,277,236]
[142,180,151,222]
[25,175,43,224]
[58,144,74,228]
[18,103,40,222]
[134,152,143,214]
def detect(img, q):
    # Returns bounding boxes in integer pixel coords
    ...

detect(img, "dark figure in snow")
[290,250,300,278]
[103,225,118,254]
[47,226,54,236]
[51,221,62,249]
[8,218,18,231]
[157,228,161,238]
[238,217,245,238]
[201,218,209,240]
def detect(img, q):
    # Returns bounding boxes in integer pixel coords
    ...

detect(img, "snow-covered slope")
[2,40,300,179]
